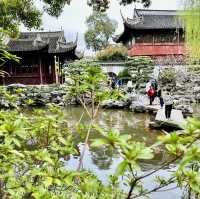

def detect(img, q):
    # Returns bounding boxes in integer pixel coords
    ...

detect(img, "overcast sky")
[21,0,182,53]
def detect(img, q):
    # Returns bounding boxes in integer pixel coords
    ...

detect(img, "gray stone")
[176,104,193,117]
[7,83,26,90]
[101,100,129,109]
[149,121,161,129]
[50,90,65,97]
[130,102,146,113]
[194,86,200,93]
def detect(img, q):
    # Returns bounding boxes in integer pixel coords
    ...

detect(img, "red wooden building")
[4,31,81,85]
[115,9,186,64]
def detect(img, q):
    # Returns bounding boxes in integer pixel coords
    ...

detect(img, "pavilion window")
[154,33,177,43]
[143,34,153,43]
[135,34,154,43]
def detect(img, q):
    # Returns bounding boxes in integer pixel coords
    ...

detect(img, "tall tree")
[0,0,42,44]
[84,12,117,51]
[0,0,151,41]
[87,0,151,11]
[181,0,200,60]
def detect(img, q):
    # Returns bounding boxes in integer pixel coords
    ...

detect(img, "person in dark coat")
[157,86,164,108]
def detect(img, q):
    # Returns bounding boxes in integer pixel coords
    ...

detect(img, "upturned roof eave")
[6,31,79,54]
[123,20,184,30]
[48,43,77,54]
[115,22,183,43]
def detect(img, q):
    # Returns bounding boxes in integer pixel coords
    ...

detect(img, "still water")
[63,107,182,199]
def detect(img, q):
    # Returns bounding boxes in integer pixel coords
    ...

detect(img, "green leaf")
[10,150,24,158]
[54,178,62,186]
[120,134,131,142]
[92,124,104,135]
[91,138,108,147]
[137,148,154,160]
[43,177,53,187]
[115,160,128,176]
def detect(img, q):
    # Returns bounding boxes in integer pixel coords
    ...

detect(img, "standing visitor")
[145,80,151,93]
[108,77,112,89]
[151,79,158,97]
[151,79,158,91]
[146,80,155,105]
[147,86,155,105]
[163,90,173,119]
[157,86,164,108]
[127,80,133,93]
[111,77,116,89]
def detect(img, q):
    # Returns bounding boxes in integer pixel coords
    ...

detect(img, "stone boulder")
[130,102,146,113]
[193,86,200,96]
[50,90,66,97]
[176,104,193,118]
[101,100,129,109]
[7,83,26,90]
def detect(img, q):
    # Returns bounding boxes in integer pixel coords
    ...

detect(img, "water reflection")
[91,145,115,170]
[62,107,182,198]
[63,107,165,171]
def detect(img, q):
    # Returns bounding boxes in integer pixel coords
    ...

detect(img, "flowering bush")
[96,44,128,61]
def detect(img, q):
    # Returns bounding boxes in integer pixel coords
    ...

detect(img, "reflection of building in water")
[91,145,116,170]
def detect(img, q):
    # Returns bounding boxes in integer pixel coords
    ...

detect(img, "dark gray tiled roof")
[124,9,184,30]
[20,31,64,39]
[7,31,77,53]
[8,39,47,52]
[136,9,178,16]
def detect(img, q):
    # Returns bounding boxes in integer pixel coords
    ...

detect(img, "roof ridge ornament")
[35,34,43,42]
[127,15,143,25]
[75,32,78,44]
[33,33,46,47]
[120,10,126,22]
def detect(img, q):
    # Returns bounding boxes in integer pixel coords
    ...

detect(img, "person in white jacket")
[163,90,173,119]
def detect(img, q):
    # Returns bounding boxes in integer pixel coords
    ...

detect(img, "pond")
[63,107,182,199]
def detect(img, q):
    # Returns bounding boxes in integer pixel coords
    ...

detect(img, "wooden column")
[39,57,43,84]
[152,34,155,45]
[54,55,59,84]
[177,29,180,44]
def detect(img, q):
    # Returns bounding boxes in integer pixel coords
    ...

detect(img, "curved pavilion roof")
[115,9,184,43]
[7,31,78,54]
[124,9,184,30]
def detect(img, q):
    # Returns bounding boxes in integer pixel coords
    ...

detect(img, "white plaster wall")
[101,65,125,75]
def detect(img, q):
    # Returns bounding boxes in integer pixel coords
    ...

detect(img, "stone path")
[155,109,186,129]
[129,93,188,130]
[134,93,160,105]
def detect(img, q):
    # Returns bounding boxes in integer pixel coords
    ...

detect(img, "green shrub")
[188,64,200,73]
[126,56,154,82]
[158,67,177,85]
[117,68,131,78]
[96,44,128,61]
[126,56,154,68]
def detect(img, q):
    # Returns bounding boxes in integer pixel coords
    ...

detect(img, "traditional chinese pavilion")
[4,31,81,85]
[115,9,186,64]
